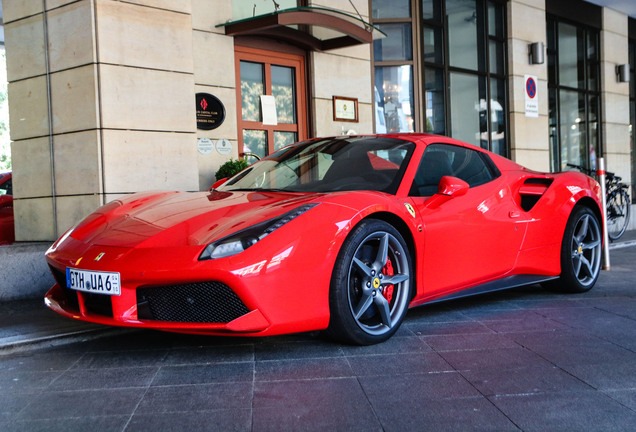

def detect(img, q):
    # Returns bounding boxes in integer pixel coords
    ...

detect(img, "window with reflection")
[372,2,415,134]
[547,17,601,172]
[371,0,508,156]
[375,66,415,133]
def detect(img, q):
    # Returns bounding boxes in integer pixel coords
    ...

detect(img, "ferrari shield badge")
[94,252,106,262]
[404,203,416,218]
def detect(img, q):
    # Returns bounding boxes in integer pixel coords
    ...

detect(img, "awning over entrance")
[217,7,384,51]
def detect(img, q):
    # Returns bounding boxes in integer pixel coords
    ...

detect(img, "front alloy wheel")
[327,220,412,345]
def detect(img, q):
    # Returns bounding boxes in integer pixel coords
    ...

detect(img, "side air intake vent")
[519,178,553,211]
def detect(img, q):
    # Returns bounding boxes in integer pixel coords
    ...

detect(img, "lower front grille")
[49,266,80,311]
[83,292,114,317]
[136,282,250,323]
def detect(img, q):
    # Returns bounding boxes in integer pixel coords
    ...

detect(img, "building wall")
[507,0,550,172]
[191,0,238,190]
[309,0,373,136]
[5,0,199,241]
[601,8,631,185]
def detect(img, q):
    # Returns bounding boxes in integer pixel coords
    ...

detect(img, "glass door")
[235,47,307,161]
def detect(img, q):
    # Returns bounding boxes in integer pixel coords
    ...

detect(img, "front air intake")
[136,282,250,323]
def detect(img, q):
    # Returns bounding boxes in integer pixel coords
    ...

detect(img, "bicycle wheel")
[607,188,630,241]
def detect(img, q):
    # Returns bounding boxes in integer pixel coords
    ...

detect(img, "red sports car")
[0,171,14,245]
[45,134,603,344]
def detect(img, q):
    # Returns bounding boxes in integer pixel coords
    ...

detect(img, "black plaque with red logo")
[196,93,225,130]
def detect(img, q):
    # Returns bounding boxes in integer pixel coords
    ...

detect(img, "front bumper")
[45,236,335,336]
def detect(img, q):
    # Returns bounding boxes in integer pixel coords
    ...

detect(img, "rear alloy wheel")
[327,220,412,345]
[552,206,602,293]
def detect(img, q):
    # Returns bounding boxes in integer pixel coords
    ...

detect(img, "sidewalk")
[0,298,129,355]
[1,230,635,355]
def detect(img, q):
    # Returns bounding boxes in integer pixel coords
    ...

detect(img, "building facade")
[2,0,635,241]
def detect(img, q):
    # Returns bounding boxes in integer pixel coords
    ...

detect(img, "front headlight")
[199,203,319,260]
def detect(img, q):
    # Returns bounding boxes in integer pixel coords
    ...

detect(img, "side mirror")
[423,176,469,210]
[437,176,469,197]
[208,177,228,191]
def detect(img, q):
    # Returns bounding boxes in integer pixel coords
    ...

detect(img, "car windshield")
[218,137,414,194]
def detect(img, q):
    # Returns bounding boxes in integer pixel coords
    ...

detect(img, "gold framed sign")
[333,96,358,122]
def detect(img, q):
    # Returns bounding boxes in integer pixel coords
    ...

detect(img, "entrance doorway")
[235,46,307,161]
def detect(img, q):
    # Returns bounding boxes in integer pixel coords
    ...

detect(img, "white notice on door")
[260,95,278,125]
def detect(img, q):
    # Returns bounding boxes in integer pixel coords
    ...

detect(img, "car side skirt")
[420,274,559,306]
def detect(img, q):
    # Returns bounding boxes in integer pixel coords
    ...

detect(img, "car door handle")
[509,210,521,218]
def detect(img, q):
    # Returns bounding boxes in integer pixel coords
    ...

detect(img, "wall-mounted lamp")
[528,42,544,65]
[616,64,630,83]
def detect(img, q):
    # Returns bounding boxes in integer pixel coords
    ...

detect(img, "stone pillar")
[308,0,373,136]
[600,8,631,187]
[191,0,238,190]
[507,0,549,171]
[4,0,198,242]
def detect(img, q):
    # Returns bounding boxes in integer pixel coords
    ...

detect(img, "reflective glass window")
[243,129,267,160]
[450,72,486,147]
[374,23,413,61]
[375,66,415,133]
[558,89,587,171]
[489,78,507,156]
[558,23,585,89]
[371,0,507,156]
[372,0,411,19]
[422,26,443,64]
[271,65,296,124]
[489,40,504,75]
[422,0,443,21]
[274,131,297,151]
[240,61,264,122]
[447,0,482,71]
[488,1,503,37]
[548,17,601,172]
[424,68,445,134]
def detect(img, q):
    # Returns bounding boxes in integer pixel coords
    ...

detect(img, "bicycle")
[567,163,631,241]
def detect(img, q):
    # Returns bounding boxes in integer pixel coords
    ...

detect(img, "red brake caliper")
[382,257,395,304]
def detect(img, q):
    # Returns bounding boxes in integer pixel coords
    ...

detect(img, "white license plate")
[66,268,121,296]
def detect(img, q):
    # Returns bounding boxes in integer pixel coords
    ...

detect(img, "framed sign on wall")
[333,96,358,122]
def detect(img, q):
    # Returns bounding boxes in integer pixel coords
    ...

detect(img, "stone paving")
[1,237,636,431]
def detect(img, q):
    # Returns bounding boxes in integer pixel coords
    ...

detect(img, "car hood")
[70,190,326,248]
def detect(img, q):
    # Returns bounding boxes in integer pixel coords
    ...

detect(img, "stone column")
[4,0,198,241]
[600,8,631,186]
[507,0,550,171]
[191,0,238,190]
[308,0,373,136]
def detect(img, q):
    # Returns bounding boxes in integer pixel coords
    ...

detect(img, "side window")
[409,144,496,196]
[452,148,496,187]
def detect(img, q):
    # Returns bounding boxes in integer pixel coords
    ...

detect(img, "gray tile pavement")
[1,232,636,431]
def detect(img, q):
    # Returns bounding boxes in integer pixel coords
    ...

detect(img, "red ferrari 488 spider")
[45,134,603,344]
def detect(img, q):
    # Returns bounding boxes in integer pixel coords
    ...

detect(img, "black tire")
[326,220,412,345]
[607,188,630,241]
[549,206,602,293]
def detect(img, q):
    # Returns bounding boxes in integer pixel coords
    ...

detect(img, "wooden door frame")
[234,46,308,157]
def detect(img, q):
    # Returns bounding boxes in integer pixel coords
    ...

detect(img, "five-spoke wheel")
[327,220,412,345]
[552,206,602,293]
